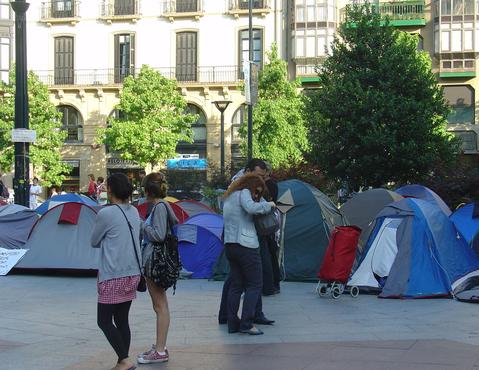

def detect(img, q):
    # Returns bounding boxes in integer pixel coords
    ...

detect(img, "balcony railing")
[296,64,319,77]
[340,1,425,25]
[163,0,202,13]
[228,0,271,11]
[35,66,242,86]
[100,0,140,18]
[40,1,80,19]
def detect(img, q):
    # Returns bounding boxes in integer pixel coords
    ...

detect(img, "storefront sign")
[107,158,141,169]
[167,158,207,170]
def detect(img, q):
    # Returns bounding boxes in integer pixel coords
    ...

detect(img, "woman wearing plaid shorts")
[91,173,141,370]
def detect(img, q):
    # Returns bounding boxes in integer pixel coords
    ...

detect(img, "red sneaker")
[138,349,169,364]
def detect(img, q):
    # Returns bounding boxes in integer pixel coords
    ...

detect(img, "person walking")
[222,173,275,335]
[137,172,178,364]
[29,177,41,210]
[90,173,141,370]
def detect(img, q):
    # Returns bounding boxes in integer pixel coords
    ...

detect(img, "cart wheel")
[350,286,359,298]
[331,286,341,299]
[318,284,328,297]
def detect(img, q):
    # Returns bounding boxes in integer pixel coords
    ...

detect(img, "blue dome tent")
[350,199,479,298]
[36,193,97,215]
[396,184,451,216]
[174,213,224,279]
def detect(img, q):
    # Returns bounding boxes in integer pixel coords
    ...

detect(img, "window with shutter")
[114,0,135,16]
[238,29,263,78]
[54,36,74,85]
[114,33,135,83]
[176,32,197,82]
[176,0,198,12]
[51,0,74,18]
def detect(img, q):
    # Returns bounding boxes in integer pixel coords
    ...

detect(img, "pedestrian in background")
[29,177,41,210]
[96,176,108,205]
[88,174,97,201]
[222,173,275,335]
[91,173,141,370]
[138,172,178,364]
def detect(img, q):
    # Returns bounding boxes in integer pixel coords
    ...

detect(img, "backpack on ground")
[144,203,181,293]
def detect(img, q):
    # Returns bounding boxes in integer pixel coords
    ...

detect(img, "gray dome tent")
[277,180,346,281]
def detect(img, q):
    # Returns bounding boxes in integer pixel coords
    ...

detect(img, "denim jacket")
[223,189,272,249]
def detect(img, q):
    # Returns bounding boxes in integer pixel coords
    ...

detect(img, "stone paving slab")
[3,275,479,369]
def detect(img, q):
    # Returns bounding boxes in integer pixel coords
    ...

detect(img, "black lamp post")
[213,100,232,178]
[247,0,253,161]
[10,0,30,207]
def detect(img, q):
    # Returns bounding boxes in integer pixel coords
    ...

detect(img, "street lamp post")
[10,0,30,207]
[247,0,253,161]
[213,100,232,179]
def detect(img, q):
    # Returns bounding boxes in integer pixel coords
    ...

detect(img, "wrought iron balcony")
[228,0,271,17]
[340,0,425,26]
[34,66,242,87]
[40,1,80,22]
[100,0,140,21]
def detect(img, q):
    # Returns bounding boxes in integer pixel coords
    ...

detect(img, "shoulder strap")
[115,204,142,271]
[151,201,173,236]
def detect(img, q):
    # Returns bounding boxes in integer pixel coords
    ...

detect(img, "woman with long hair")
[137,172,178,364]
[91,173,141,370]
[222,173,276,335]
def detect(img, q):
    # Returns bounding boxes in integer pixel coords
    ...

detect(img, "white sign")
[0,248,28,276]
[244,61,251,104]
[176,154,199,159]
[11,129,36,143]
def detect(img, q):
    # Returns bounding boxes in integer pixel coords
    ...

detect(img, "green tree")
[307,5,458,189]
[0,70,70,186]
[99,65,196,169]
[239,44,310,169]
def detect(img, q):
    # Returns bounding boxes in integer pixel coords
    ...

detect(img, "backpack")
[144,202,181,293]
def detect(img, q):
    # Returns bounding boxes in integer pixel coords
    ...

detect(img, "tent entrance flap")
[349,218,401,287]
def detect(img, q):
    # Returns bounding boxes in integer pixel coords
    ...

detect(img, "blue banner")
[167,158,208,170]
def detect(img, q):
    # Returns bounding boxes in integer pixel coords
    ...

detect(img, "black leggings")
[97,301,132,363]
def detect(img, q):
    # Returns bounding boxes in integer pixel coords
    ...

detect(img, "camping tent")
[0,204,38,248]
[16,202,100,270]
[136,201,189,223]
[36,193,97,215]
[278,180,346,281]
[450,203,479,254]
[341,189,403,250]
[396,184,451,216]
[175,200,215,216]
[174,213,224,278]
[349,198,479,298]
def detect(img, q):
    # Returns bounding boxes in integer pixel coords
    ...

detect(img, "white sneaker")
[138,349,169,364]
[137,344,155,359]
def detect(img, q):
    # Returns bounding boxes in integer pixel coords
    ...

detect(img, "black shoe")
[274,288,280,294]
[254,317,275,325]
[240,327,264,335]
[228,327,239,333]
[262,291,276,296]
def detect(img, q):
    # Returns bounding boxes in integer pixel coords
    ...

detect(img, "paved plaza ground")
[2,275,479,370]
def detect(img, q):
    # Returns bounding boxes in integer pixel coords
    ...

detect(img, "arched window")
[231,105,246,169]
[443,85,475,124]
[57,105,83,142]
[176,104,207,158]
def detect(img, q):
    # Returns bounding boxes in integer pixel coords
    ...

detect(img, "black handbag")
[144,203,181,293]
[115,204,147,292]
[254,208,280,236]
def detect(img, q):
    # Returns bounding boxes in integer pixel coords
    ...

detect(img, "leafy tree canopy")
[0,69,70,186]
[240,44,310,169]
[99,65,196,169]
[307,4,458,189]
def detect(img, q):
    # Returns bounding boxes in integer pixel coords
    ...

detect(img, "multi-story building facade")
[1,0,478,192]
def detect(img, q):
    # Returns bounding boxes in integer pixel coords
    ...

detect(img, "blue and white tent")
[396,184,451,216]
[174,213,224,279]
[450,203,479,251]
[349,198,479,298]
